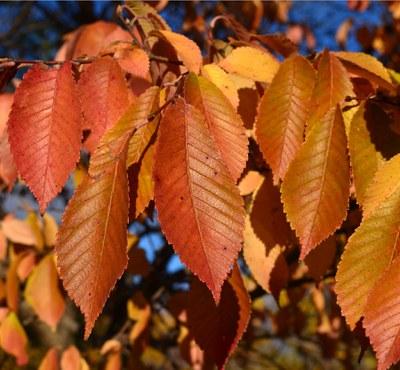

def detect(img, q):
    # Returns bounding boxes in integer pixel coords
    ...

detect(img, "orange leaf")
[281,106,350,258]
[0,93,17,189]
[39,348,60,370]
[157,30,202,73]
[16,251,36,281]
[8,63,81,213]
[187,265,250,369]
[219,46,280,83]
[349,102,384,206]
[78,57,130,152]
[334,51,394,92]
[362,154,400,219]
[185,73,248,182]
[364,258,400,370]
[25,254,65,330]
[115,47,150,79]
[1,215,37,246]
[255,54,316,183]
[0,312,28,366]
[6,250,21,311]
[61,346,88,370]
[56,147,129,338]
[309,50,353,127]
[336,185,400,329]
[153,99,245,301]
[89,86,159,177]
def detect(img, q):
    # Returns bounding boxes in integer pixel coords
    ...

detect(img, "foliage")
[0,1,400,369]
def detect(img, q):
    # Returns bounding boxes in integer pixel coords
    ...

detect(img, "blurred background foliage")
[0,1,400,369]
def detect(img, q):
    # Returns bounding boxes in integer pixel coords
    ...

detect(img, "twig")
[0,56,96,68]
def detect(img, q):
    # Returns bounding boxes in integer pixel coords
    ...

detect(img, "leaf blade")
[153,99,245,301]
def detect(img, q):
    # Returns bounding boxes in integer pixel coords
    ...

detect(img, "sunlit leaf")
[185,73,248,182]
[219,46,280,83]
[56,147,129,338]
[364,258,400,370]
[39,348,59,370]
[8,63,81,212]
[281,106,350,258]
[154,99,245,301]
[78,57,130,152]
[336,186,400,329]
[256,54,316,183]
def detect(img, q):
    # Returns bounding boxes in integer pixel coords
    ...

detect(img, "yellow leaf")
[201,64,239,109]
[219,46,280,83]
[43,213,58,247]
[349,102,384,206]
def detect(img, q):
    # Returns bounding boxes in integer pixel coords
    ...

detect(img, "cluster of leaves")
[0,1,400,369]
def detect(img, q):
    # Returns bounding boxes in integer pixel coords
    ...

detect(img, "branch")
[0,56,96,68]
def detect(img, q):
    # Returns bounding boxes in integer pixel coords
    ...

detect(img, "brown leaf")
[154,99,245,301]
[187,266,250,369]
[8,63,81,212]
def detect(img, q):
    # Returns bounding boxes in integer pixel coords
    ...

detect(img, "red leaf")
[8,63,81,212]
[78,57,130,152]
[154,99,245,301]
[187,265,250,369]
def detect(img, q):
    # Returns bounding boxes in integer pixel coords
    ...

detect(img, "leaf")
[364,258,400,370]
[89,86,159,177]
[0,94,17,189]
[1,215,37,246]
[255,54,316,183]
[281,106,350,258]
[243,218,288,296]
[115,47,150,78]
[129,142,156,219]
[55,147,129,338]
[7,63,81,213]
[39,348,59,370]
[43,213,58,247]
[185,73,248,182]
[334,51,394,92]
[25,254,65,330]
[201,64,239,109]
[335,186,400,329]
[348,102,384,206]
[362,154,400,219]
[219,46,280,83]
[238,170,263,196]
[187,266,250,370]
[61,346,89,370]
[127,292,151,343]
[78,57,130,152]
[153,99,245,301]
[304,235,337,281]
[6,251,21,311]
[17,251,36,281]
[0,312,28,366]
[156,30,202,73]
[308,50,353,127]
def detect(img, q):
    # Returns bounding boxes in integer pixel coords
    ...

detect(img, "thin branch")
[0,56,96,68]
